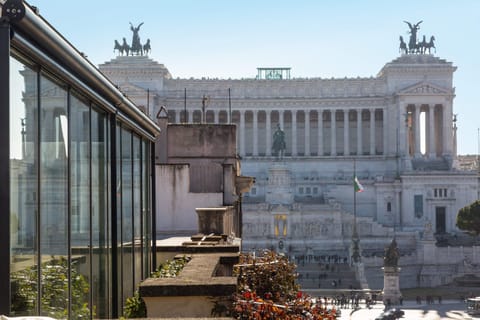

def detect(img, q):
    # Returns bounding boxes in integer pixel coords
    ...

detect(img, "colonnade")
[171,102,451,160]
[172,107,387,158]
[404,103,449,159]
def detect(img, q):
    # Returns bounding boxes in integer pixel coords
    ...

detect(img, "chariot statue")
[113,22,151,57]
[400,20,436,55]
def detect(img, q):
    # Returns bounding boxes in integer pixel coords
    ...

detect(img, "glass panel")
[133,135,142,282]
[116,124,123,313]
[69,93,91,318]
[39,75,69,318]
[91,107,111,318]
[142,139,150,277]
[121,127,134,305]
[10,57,39,316]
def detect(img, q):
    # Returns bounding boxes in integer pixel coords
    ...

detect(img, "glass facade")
[8,53,155,319]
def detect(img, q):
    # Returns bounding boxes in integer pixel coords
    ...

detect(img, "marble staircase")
[296,262,361,290]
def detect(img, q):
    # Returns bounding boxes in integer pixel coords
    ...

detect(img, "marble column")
[280,110,285,154]
[442,102,453,156]
[414,104,421,157]
[279,110,284,131]
[404,105,411,159]
[214,109,219,124]
[370,108,376,155]
[318,110,324,156]
[395,190,401,229]
[331,110,337,156]
[344,109,349,156]
[357,109,362,155]
[253,110,258,156]
[240,110,245,157]
[175,110,181,123]
[292,110,297,156]
[428,104,435,158]
[266,111,272,156]
[305,110,310,156]
[383,108,388,156]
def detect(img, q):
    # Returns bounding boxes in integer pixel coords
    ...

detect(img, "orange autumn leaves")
[232,250,338,319]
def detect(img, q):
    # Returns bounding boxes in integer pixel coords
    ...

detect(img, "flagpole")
[352,159,361,264]
[353,158,357,239]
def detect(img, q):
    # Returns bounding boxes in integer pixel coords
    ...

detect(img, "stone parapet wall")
[140,253,238,318]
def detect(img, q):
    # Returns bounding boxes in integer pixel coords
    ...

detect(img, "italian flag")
[354,176,364,193]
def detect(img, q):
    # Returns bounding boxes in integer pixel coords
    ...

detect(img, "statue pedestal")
[266,164,293,205]
[196,207,228,235]
[382,266,401,305]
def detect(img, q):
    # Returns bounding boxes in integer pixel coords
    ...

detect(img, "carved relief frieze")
[398,82,451,96]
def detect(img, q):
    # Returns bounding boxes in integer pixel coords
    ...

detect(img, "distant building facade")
[99,42,480,289]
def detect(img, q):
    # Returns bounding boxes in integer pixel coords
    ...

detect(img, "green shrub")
[123,290,146,319]
[123,256,191,318]
[11,256,91,318]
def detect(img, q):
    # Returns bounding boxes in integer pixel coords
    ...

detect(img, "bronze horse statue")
[399,36,407,54]
[121,37,130,56]
[424,35,436,54]
[114,38,130,56]
[143,39,151,55]
[114,40,123,55]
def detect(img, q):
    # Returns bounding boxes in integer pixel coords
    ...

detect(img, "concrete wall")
[155,123,241,233]
[143,296,223,318]
[166,124,237,159]
[156,164,222,232]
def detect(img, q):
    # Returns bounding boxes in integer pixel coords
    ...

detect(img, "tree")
[456,200,480,236]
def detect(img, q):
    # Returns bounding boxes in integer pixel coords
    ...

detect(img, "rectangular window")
[414,194,423,218]
[142,139,150,279]
[91,107,111,317]
[133,135,142,289]
[70,93,91,315]
[10,57,39,316]
[299,187,304,194]
[39,74,69,317]
[120,127,134,306]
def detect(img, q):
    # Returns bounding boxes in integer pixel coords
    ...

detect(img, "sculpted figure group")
[399,21,436,55]
[114,22,151,56]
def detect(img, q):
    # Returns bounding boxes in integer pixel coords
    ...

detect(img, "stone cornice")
[164,96,388,109]
[163,78,387,99]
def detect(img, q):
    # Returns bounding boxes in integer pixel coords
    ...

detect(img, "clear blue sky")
[28,0,480,155]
